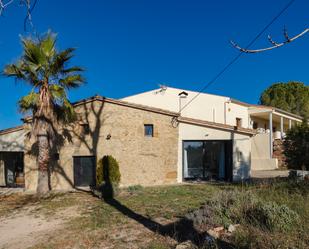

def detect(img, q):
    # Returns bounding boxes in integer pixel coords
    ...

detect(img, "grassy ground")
[1,180,308,249]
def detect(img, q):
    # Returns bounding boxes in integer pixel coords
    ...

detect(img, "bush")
[209,190,258,228]
[96,155,121,186]
[284,121,309,170]
[246,201,299,232]
[208,190,299,232]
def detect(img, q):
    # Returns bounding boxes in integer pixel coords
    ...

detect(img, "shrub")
[208,190,299,232]
[246,201,299,232]
[284,121,309,170]
[209,190,258,228]
[96,155,121,186]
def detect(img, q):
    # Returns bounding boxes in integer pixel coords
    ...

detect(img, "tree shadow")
[25,97,107,192]
[97,160,233,248]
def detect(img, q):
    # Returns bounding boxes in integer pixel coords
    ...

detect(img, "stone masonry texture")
[24,99,179,190]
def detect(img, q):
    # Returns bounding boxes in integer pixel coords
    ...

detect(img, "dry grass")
[1,180,308,249]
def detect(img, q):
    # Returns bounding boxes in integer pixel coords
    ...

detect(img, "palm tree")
[3,31,85,194]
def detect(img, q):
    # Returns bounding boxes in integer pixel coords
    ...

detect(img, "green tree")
[283,120,309,170]
[3,31,85,194]
[260,82,309,118]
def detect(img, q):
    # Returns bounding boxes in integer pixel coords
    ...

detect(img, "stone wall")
[24,99,179,190]
[273,139,287,168]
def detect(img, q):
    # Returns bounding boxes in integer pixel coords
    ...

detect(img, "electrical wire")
[179,0,296,113]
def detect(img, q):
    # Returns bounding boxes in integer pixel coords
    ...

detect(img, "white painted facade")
[0,128,25,152]
[0,128,25,186]
[123,87,250,128]
[178,123,251,182]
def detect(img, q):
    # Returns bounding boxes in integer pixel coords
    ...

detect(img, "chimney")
[178,91,188,113]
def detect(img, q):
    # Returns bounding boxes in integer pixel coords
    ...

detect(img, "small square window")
[81,124,90,135]
[253,122,258,130]
[236,118,242,128]
[144,124,154,137]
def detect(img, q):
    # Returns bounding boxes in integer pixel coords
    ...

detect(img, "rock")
[228,224,240,233]
[207,229,220,239]
[175,240,197,249]
[213,226,224,232]
[289,170,309,180]
[207,226,224,239]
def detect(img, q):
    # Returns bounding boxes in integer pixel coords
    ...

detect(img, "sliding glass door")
[183,140,232,181]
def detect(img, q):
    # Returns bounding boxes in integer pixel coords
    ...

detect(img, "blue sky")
[0,0,308,129]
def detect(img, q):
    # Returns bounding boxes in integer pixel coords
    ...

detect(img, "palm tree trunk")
[37,131,50,194]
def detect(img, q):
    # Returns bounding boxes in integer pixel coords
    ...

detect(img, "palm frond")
[59,74,85,89]
[61,66,84,74]
[40,32,56,59]
[49,84,66,101]
[54,99,76,123]
[50,48,75,75]
[3,63,27,80]
[18,91,39,113]
[22,38,46,67]
[3,30,85,125]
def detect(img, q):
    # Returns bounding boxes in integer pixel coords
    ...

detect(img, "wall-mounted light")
[106,134,111,140]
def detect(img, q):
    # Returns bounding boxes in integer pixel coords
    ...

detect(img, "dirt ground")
[0,211,66,249]
[0,191,83,249]
[0,190,176,249]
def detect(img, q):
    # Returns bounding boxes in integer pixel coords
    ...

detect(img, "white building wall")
[0,129,25,152]
[178,123,251,182]
[123,87,251,128]
[0,128,25,186]
[251,133,278,170]
[226,102,250,128]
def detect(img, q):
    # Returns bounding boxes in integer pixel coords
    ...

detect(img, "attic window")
[236,118,242,128]
[144,124,154,137]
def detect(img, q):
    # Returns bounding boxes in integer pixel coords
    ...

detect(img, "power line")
[179,0,296,113]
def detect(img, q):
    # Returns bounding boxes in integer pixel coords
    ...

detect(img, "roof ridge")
[0,125,24,135]
[73,95,179,116]
[178,116,256,135]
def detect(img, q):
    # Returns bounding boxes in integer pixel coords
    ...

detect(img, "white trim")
[269,112,273,158]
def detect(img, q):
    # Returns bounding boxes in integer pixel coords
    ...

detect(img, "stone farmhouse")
[0,87,303,190]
